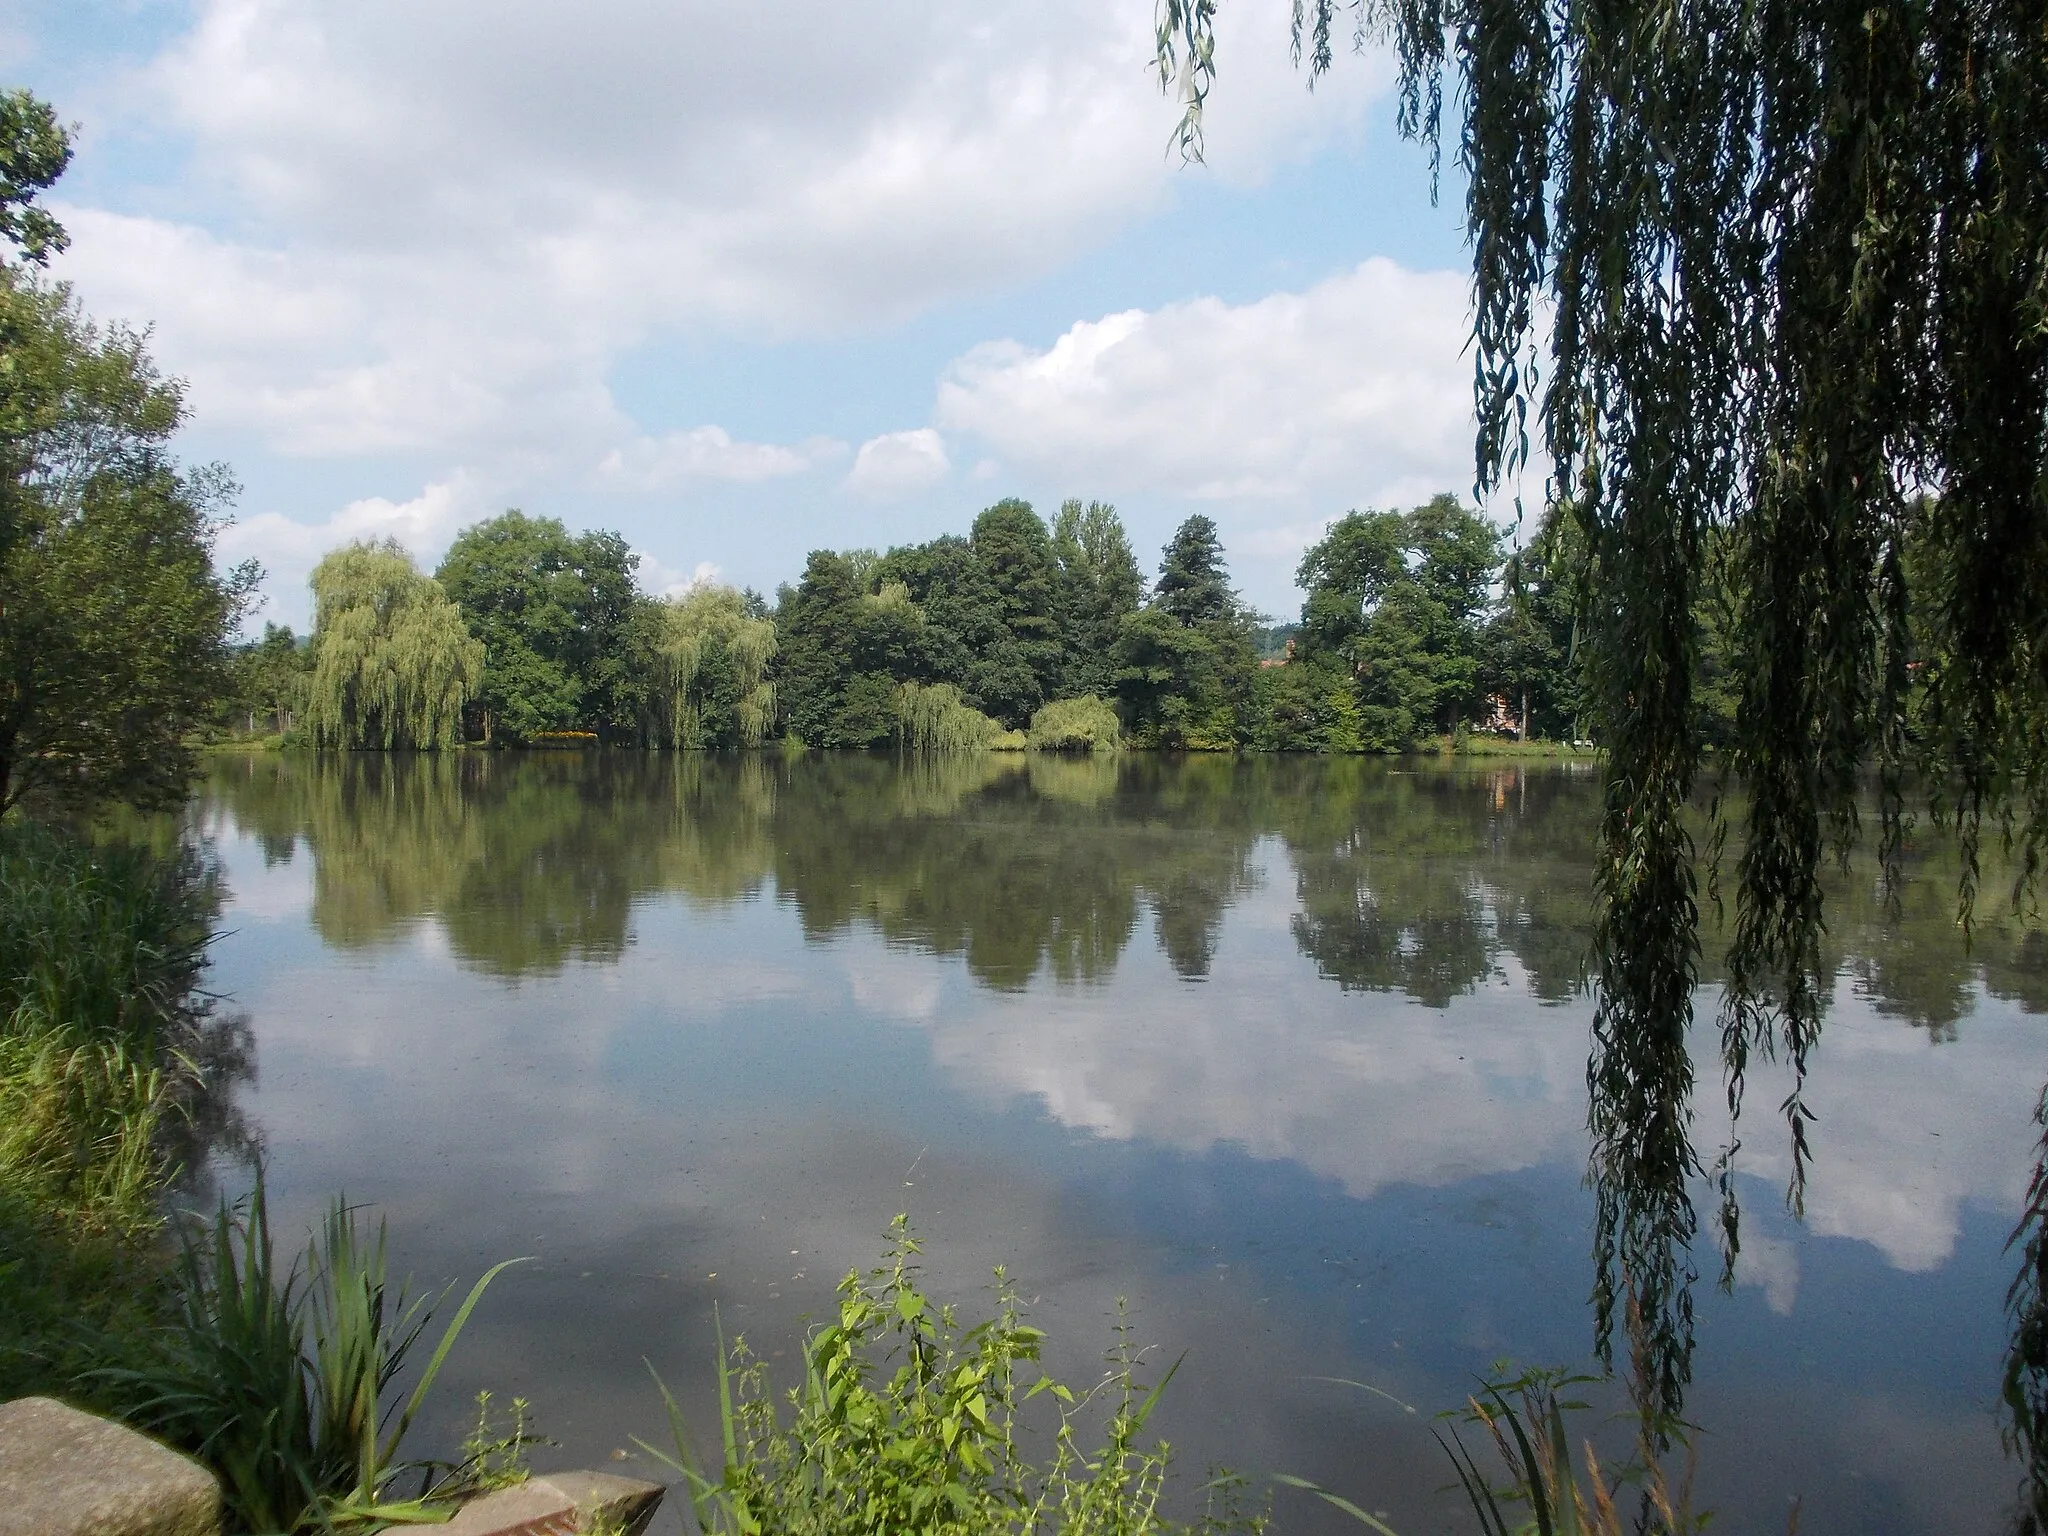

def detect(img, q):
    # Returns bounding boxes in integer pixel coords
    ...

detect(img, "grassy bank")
[0,818,523,1532]
[1417,734,1600,760]
[0,820,231,1404]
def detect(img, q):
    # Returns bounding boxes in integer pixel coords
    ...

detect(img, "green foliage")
[0,822,221,1223]
[895,682,1005,754]
[435,510,641,742]
[773,499,1146,737]
[0,820,246,1406]
[1152,515,1234,629]
[0,88,71,266]
[221,623,311,739]
[643,1217,1263,1536]
[1287,1360,1738,1536]
[1052,501,1146,698]
[111,1180,523,1534]
[1161,0,2048,1446]
[1246,659,1363,755]
[306,541,482,750]
[776,553,930,747]
[2008,1088,2048,1535]
[1429,1367,1710,1536]
[1028,696,1122,754]
[0,270,255,815]
[1114,519,1257,752]
[1481,514,1583,743]
[454,1391,542,1496]
[650,584,778,749]
[969,498,1063,720]
[1295,496,1503,750]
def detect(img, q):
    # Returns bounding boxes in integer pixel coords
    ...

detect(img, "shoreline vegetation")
[0,819,530,1531]
[222,495,1616,764]
[199,730,1602,760]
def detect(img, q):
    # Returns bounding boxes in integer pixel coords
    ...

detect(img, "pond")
[192,750,2046,1534]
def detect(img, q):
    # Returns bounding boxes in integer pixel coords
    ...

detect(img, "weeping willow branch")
[651,585,777,749]
[305,540,481,751]
[892,681,1004,753]
[2009,1088,2048,1535]
[1158,0,2048,1442]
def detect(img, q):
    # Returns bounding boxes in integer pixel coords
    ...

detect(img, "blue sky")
[18,0,1501,631]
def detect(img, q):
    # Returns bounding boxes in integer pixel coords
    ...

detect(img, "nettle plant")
[644,1216,1264,1536]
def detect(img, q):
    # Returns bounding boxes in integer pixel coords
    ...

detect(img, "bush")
[1027,696,1122,754]
[0,823,217,1221]
[646,1217,1263,1536]
[894,682,1006,753]
[0,820,251,1406]
[107,1182,524,1533]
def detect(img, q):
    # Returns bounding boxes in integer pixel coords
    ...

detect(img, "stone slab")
[437,1470,664,1536]
[0,1396,220,1536]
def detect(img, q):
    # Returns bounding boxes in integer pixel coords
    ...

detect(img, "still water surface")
[193,751,2046,1533]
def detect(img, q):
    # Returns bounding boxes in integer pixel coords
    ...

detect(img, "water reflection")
[197,749,2047,1291]
[202,750,2048,1029]
[194,750,2046,1534]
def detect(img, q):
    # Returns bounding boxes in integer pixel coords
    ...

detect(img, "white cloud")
[55,206,623,462]
[599,427,846,490]
[49,0,1383,469]
[844,429,950,501]
[935,258,1474,506]
[220,473,493,628]
[639,556,725,601]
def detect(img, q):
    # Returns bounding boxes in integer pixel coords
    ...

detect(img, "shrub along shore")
[225,495,1621,762]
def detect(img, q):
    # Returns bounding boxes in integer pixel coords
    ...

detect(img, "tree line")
[234,493,1592,755]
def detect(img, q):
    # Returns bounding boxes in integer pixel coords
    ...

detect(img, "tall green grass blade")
[1433,1425,1513,1536]
[1270,1473,1403,1535]
[1127,1350,1184,1436]
[379,1255,530,1474]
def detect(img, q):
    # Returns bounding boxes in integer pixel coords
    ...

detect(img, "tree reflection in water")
[202,749,2048,1483]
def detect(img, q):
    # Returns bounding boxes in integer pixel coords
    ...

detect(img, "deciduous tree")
[435,511,640,742]
[305,541,480,751]
[0,104,254,814]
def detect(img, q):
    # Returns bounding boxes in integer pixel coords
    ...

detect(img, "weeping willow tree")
[305,540,482,750]
[1028,695,1124,754]
[1162,0,2048,1502]
[649,584,777,749]
[892,681,1006,753]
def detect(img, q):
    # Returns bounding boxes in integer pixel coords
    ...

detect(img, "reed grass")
[0,819,225,1402]
[642,1216,1264,1536]
[1286,1359,1797,1536]
[0,822,216,1216]
[105,1179,524,1533]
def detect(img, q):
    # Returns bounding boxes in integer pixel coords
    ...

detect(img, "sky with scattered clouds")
[22,0,1499,631]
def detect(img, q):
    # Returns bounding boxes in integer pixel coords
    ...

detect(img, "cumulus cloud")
[219,473,493,627]
[844,429,950,501]
[935,258,1474,506]
[599,427,846,490]
[639,556,726,601]
[55,206,624,461]
[48,0,1382,468]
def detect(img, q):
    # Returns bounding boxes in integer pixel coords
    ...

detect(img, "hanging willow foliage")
[1160,0,2048,1477]
[652,584,777,748]
[893,681,1004,753]
[305,540,482,751]
[1028,695,1124,754]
